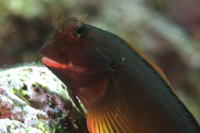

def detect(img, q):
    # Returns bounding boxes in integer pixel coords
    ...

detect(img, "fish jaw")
[41,57,68,69]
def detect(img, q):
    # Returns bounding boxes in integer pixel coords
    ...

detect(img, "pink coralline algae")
[0,65,88,133]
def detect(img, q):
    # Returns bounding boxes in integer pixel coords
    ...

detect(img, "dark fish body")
[40,15,200,133]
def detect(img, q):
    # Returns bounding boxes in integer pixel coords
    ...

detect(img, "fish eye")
[73,23,87,39]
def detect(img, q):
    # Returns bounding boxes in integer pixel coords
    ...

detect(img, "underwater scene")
[0,0,200,132]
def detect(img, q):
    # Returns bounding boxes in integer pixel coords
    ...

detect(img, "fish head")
[40,16,112,89]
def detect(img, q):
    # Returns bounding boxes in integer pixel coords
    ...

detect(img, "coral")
[0,65,88,133]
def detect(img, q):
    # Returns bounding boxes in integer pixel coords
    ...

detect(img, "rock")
[0,64,88,133]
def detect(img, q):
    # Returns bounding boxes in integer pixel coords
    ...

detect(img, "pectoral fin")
[87,81,135,133]
[68,89,87,116]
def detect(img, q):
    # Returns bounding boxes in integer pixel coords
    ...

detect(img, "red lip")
[41,57,68,69]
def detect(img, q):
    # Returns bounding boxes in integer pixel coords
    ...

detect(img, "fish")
[40,14,200,133]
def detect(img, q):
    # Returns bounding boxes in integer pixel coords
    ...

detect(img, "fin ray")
[87,80,135,133]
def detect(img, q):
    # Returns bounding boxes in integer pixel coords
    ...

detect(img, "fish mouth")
[41,57,68,69]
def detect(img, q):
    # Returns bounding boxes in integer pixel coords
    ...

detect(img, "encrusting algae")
[0,65,88,133]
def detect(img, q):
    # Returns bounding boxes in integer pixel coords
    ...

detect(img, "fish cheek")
[91,52,113,75]
[61,42,113,76]
[74,45,113,77]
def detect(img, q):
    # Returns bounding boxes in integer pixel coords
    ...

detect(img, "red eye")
[73,23,87,39]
